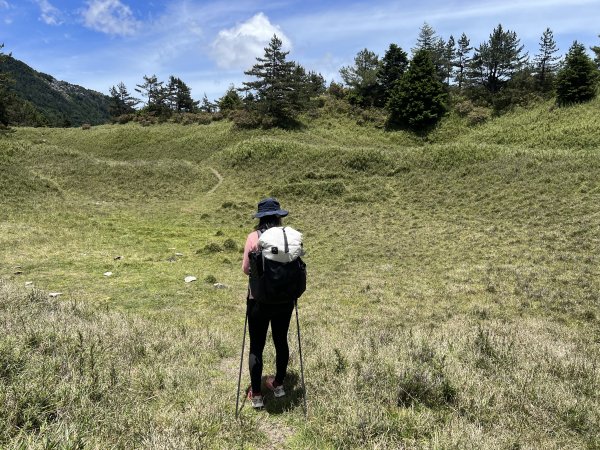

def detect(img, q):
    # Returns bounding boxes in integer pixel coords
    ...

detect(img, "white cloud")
[0,1,9,9]
[35,0,62,25]
[211,12,291,70]
[82,0,141,36]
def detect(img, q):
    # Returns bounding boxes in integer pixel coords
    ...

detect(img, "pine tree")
[534,28,560,93]
[199,93,215,113]
[591,35,600,68]
[556,41,599,105]
[217,86,243,111]
[339,48,380,106]
[443,35,456,85]
[454,33,472,89]
[377,44,409,104]
[166,76,198,112]
[412,22,438,53]
[413,23,447,82]
[469,24,528,95]
[109,82,139,116]
[242,35,303,125]
[135,75,169,115]
[387,49,448,132]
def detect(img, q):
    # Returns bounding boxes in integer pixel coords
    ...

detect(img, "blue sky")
[1,0,599,101]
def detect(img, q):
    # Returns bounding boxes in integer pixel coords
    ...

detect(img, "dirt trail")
[207,167,224,194]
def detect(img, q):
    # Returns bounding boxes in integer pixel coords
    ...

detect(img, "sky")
[1,0,599,101]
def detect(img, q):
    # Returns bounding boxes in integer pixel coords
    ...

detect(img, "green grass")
[1,98,600,448]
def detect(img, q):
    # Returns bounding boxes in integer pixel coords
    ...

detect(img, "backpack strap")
[282,227,289,254]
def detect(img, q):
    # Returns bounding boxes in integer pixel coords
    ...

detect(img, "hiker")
[242,198,295,409]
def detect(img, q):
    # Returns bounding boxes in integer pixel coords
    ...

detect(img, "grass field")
[1,98,599,448]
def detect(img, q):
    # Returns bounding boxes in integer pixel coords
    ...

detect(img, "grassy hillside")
[1,98,599,448]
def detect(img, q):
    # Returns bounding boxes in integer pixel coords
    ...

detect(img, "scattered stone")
[167,256,178,262]
[114,256,123,260]
[168,248,176,250]
[14,271,23,275]
[184,276,197,283]
[49,292,62,298]
[25,281,33,286]
[214,283,228,289]
[104,272,113,277]
[14,265,22,269]
[175,253,184,257]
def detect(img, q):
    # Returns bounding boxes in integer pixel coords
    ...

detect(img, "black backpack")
[248,230,306,304]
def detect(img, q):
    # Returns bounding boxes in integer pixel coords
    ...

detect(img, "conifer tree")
[108,82,139,116]
[242,35,303,124]
[443,35,456,85]
[217,86,243,111]
[591,35,600,68]
[413,23,447,82]
[454,33,472,89]
[412,22,438,54]
[135,75,169,114]
[199,93,215,113]
[377,44,409,104]
[339,48,380,106]
[534,28,560,92]
[166,76,198,112]
[556,41,599,105]
[387,49,447,132]
[469,24,528,95]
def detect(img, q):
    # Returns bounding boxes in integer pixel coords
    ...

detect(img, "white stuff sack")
[259,226,304,263]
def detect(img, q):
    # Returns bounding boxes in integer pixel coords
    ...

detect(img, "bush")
[81,123,91,130]
[229,109,263,129]
[467,107,492,126]
[222,238,237,251]
[396,367,457,408]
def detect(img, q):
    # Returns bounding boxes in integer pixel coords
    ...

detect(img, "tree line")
[337,24,599,131]
[1,23,599,131]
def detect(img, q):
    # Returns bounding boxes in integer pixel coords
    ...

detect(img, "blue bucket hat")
[253,197,289,218]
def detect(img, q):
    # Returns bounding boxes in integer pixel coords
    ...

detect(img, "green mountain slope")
[0,56,111,126]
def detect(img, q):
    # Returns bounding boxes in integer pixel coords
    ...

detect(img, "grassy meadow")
[1,98,599,449]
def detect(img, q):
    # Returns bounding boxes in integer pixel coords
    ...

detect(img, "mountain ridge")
[0,55,111,126]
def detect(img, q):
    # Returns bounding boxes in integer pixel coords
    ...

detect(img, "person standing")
[242,198,294,409]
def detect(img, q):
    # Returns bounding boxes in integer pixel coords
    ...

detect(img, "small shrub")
[467,107,491,126]
[81,123,91,130]
[454,99,475,117]
[223,238,237,251]
[202,243,222,253]
[397,367,457,408]
[116,114,134,124]
[204,274,217,284]
[229,109,262,129]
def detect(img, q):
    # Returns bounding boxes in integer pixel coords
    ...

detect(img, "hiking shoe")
[248,389,264,409]
[266,376,286,398]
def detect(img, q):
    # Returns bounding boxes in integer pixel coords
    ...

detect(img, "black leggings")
[247,299,294,394]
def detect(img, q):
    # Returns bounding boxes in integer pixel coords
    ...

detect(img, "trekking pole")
[295,299,308,418]
[235,311,248,419]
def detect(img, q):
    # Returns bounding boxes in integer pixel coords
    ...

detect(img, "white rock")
[184,276,197,283]
[104,272,113,277]
[175,253,184,257]
[25,281,33,286]
[49,292,62,298]
[214,283,228,289]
